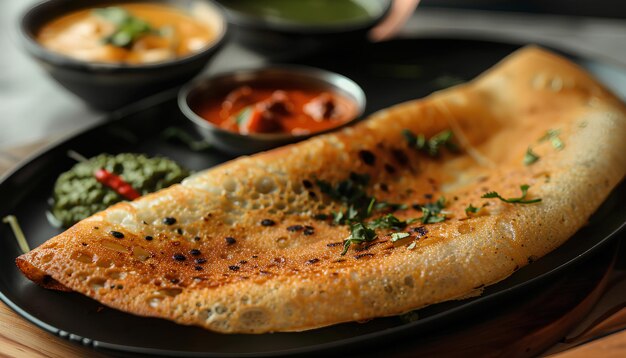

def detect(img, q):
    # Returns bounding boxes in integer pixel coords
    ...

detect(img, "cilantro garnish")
[420,209,446,223]
[318,173,405,225]
[418,197,447,223]
[341,222,377,255]
[465,204,479,216]
[367,213,416,230]
[481,184,542,204]
[539,129,564,151]
[429,130,458,153]
[317,173,370,204]
[318,173,372,225]
[235,106,254,125]
[374,201,408,211]
[332,205,361,225]
[402,129,457,157]
[93,7,155,48]
[390,232,411,242]
[316,174,418,254]
[523,147,540,166]
[523,129,564,165]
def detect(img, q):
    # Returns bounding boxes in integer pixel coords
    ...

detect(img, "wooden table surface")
[0,139,625,358]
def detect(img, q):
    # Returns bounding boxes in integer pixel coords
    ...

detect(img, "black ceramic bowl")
[216,0,391,59]
[20,0,228,111]
[179,66,366,155]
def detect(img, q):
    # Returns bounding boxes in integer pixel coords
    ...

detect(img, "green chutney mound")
[52,153,190,227]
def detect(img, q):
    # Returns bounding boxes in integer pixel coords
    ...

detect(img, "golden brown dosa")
[16,46,626,333]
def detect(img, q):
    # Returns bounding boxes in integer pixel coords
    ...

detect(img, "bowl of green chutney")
[216,0,391,59]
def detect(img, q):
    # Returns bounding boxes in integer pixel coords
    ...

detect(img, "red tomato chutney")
[192,86,359,135]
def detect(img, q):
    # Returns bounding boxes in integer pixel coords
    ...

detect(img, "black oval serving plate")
[0,38,625,357]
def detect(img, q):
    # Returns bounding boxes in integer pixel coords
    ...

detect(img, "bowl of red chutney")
[178,66,366,154]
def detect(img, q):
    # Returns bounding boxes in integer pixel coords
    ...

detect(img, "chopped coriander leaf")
[332,210,344,224]
[422,197,446,213]
[539,129,560,142]
[374,201,408,211]
[551,137,564,150]
[390,232,410,242]
[418,197,447,224]
[482,184,542,204]
[94,7,155,48]
[407,242,417,250]
[402,129,425,149]
[368,213,411,230]
[317,173,370,205]
[465,204,479,216]
[402,129,457,157]
[341,222,377,255]
[428,130,458,154]
[366,197,376,217]
[235,106,254,125]
[346,205,359,221]
[317,173,411,225]
[318,177,370,224]
[317,173,386,225]
[523,147,540,165]
[420,209,447,223]
[539,129,564,151]
[332,205,360,225]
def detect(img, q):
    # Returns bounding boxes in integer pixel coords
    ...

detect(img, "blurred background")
[421,0,626,18]
[1,0,625,150]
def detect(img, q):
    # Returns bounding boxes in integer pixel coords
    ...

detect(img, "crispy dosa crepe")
[17,47,626,333]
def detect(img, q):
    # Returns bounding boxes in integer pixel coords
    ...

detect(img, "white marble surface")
[1,3,625,149]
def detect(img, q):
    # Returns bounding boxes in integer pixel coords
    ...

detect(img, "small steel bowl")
[178,66,366,155]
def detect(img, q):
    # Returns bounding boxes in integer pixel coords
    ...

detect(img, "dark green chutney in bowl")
[217,0,391,58]
[222,0,379,26]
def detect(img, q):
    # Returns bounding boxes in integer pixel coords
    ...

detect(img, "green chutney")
[221,0,382,26]
[51,153,190,227]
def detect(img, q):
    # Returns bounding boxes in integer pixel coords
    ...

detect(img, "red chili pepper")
[94,168,140,200]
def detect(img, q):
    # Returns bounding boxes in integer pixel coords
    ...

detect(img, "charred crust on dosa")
[15,257,71,291]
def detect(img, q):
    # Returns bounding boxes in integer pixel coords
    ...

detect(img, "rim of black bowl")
[178,65,367,141]
[19,0,229,73]
[220,0,392,34]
